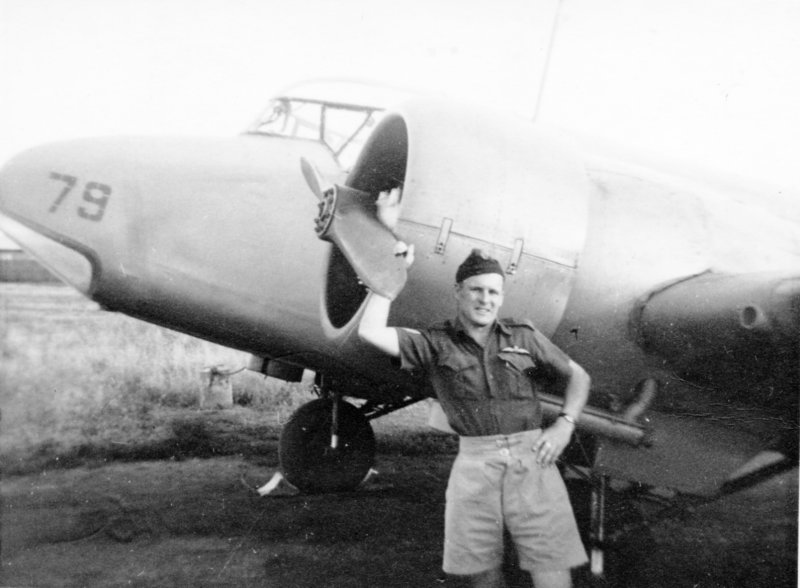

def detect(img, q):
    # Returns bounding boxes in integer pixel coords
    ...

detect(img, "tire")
[279,398,376,493]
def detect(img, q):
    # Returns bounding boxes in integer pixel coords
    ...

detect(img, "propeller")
[300,157,333,200]
[299,157,408,301]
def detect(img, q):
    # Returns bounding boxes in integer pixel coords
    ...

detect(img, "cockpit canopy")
[244,80,414,169]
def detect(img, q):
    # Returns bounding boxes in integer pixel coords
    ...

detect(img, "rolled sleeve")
[396,327,435,372]
[528,329,573,386]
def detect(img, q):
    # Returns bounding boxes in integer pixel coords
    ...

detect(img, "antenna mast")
[532,0,564,123]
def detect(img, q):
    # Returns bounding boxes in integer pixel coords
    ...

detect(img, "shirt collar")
[496,320,512,336]
[448,318,511,338]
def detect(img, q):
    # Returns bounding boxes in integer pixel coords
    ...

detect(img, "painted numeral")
[48,172,78,213]
[49,173,112,222]
[78,182,112,222]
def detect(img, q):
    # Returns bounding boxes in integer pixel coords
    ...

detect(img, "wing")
[592,270,800,495]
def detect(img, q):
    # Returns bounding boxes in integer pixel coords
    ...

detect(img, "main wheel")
[279,398,376,493]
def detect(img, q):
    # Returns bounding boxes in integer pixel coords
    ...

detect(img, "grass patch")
[0,284,452,475]
[0,284,314,473]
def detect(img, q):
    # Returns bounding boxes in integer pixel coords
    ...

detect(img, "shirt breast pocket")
[497,351,537,399]
[436,353,482,399]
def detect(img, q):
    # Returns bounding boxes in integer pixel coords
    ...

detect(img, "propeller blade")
[300,157,331,200]
[313,183,407,300]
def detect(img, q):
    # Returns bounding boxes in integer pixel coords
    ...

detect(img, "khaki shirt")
[396,318,572,436]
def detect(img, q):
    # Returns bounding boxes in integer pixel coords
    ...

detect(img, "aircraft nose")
[0,139,124,293]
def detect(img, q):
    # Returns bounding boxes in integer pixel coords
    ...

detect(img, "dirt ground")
[1,285,797,586]
[2,451,796,588]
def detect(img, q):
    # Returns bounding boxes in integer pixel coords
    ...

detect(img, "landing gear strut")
[589,474,608,578]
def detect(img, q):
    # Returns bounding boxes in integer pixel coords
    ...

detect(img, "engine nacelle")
[320,98,592,338]
[632,272,800,400]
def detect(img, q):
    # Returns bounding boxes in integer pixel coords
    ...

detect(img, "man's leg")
[443,452,506,581]
[465,566,506,588]
[530,569,571,588]
[503,435,586,588]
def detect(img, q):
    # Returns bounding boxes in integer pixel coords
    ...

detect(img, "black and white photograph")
[1,1,797,586]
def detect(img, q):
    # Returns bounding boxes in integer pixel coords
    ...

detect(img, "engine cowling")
[320,98,591,338]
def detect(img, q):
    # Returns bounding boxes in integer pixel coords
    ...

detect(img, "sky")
[0,0,798,246]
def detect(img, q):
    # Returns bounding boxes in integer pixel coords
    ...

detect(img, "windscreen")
[246,97,384,169]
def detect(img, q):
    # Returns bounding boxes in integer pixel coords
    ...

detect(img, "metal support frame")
[330,390,341,450]
[589,474,608,578]
[360,396,425,420]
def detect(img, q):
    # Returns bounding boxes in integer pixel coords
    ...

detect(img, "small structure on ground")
[199,365,244,409]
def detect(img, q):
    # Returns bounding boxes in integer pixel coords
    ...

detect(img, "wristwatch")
[558,412,577,426]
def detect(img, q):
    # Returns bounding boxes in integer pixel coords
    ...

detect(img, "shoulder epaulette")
[500,318,536,331]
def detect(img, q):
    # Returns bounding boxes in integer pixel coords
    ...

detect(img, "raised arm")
[357,240,414,357]
[357,291,400,357]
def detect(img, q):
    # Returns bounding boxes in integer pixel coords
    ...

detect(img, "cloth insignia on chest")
[500,346,531,355]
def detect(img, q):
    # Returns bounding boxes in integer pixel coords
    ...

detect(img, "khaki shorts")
[443,429,588,575]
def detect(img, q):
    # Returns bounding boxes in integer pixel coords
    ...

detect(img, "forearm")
[560,360,591,421]
[357,291,400,357]
[534,360,590,466]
